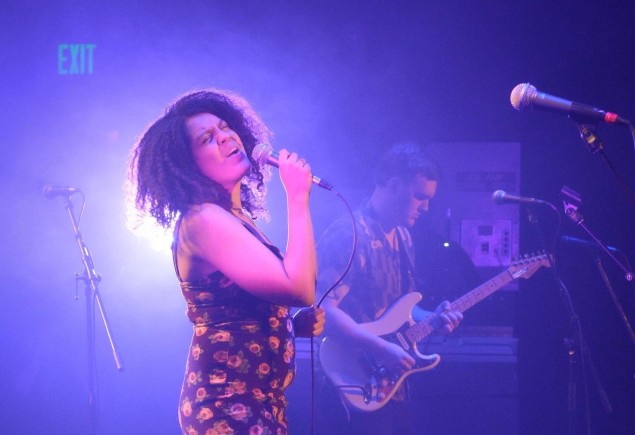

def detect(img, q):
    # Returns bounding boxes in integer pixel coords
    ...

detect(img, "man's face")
[393,174,438,227]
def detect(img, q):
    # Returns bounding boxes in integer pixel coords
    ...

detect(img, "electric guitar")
[319,253,551,412]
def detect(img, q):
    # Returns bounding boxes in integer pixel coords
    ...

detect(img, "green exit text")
[58,44,96,74]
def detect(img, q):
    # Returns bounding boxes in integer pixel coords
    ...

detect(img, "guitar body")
[319,292,441,412]
[319,253,550,413]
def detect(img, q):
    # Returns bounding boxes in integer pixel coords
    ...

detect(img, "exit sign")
[58,44,96,74]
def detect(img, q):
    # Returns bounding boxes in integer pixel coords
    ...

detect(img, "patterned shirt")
[317,203,416,324]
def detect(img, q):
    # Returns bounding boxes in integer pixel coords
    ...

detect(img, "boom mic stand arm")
[562,195,633,283]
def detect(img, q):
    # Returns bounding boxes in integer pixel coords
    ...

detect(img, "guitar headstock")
[508,252,552,280]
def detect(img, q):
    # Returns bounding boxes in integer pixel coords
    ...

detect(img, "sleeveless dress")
[173,219,296,435]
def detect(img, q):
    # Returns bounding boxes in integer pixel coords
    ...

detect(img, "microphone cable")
[310,187,357,435]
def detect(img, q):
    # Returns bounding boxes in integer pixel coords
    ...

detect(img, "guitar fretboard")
[452,270,514,313]
[405,268,513,343]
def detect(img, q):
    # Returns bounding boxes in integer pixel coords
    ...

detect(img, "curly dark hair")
[374,143,441,186]
[129,89,272,228]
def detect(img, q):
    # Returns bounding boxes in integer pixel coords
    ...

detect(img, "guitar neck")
[407,268,513,343]
[452,268,513,313]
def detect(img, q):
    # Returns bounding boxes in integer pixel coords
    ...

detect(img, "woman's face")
[186,112,251,192]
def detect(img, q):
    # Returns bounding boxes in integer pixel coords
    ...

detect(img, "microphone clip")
[576,123,604,154]
[560,185,584,224]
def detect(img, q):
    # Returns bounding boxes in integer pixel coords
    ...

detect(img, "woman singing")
[128,89,324,434]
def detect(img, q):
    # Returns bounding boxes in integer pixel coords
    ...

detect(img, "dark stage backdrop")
[1,1,633,434]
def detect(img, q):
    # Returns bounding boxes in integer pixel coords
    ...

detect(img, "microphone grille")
[491,190,506,205]
[42,184,55,198]
[510,83,537,111]
[251,143,272,165]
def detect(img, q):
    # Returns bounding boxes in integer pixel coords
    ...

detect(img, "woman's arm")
[178,204,312,306]
[178,149,316,307]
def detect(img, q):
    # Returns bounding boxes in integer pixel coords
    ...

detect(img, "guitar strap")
[396,227,416,402]
[362,203,415,296]
[396,227,415,295]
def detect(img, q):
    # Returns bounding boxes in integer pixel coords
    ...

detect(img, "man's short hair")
[373,143,441,186]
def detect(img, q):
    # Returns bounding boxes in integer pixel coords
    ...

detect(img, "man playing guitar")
[316,143,463,435]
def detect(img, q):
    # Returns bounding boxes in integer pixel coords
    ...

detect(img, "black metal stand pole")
[526,205,607,435]
[62,196,124,432]
[593,256,635,346]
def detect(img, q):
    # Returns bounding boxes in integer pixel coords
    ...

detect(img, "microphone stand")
[563,205,635,344]
[576,122,635,207]
[557,196,635,434]
[525,205,606,435]
[61,195,124,432]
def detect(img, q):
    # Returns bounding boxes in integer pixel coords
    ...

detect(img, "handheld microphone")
[42,184,82,199]
[252,143,333,191]
[492,190,546,205]
[510,83,630,126]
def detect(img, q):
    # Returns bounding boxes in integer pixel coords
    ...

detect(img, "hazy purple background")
[1,1,633,434]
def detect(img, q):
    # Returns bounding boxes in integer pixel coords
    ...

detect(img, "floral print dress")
[173,221,296,435]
